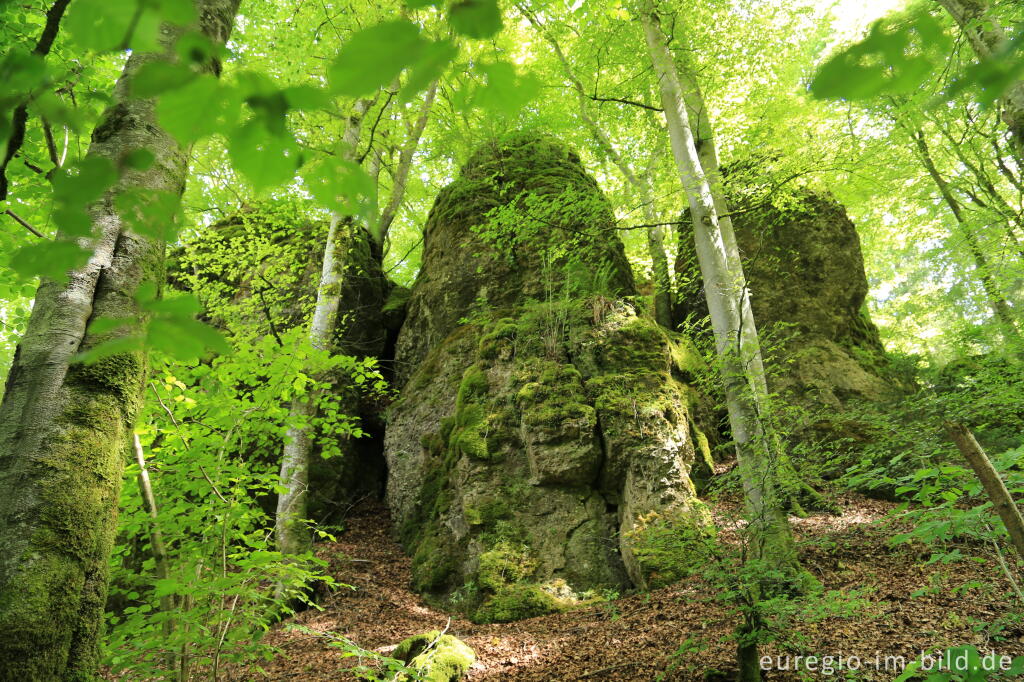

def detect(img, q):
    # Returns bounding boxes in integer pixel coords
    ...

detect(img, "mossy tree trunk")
[0,2,239,678]
[639,0,801,582]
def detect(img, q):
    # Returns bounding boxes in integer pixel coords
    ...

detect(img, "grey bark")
[275,99,371,559]
[946,422,1024,560]
[638,0,801,580]
[909,127,1020,337]
[132,434,175,660]
[0,2,240,678]
[937,0,1024,155]
[377,81,439,243]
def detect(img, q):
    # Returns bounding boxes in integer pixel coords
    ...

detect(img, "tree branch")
[4,209,46,238]
[0,0,72,201]
[586,94,663,112]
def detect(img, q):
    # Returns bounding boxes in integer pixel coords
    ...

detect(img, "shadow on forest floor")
[226,492,1024,681]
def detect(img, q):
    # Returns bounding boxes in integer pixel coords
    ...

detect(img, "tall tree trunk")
[275,100,371,559]
[937,0,1024,155]
[909,128,1020,338]
[638,1,801,585]
[377,81,439,244]
[518,2,674,327]
[0,1,240,678]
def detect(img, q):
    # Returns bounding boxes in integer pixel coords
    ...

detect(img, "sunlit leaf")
[449,0,503,39]
[227,121,301,191]
[327,20,425,96]
[399,40,458,102]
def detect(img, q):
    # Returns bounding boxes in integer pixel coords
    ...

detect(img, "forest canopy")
[0,0,1023,680]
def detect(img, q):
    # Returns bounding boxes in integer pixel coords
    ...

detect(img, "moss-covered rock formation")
[675,191,902,414]
[385,134,714,620]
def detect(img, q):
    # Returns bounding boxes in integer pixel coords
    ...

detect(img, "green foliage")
[812,3,1024,107]
[102,327,378,677]
[811,7,952,100]
[878,446,1024,566]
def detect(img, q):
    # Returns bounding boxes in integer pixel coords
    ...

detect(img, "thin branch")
[586,94,663,112]
[4,209,46,238]
[41,117,61,171]
[0,0,72,200]
[148,382,230,504]
[356,91,393,164]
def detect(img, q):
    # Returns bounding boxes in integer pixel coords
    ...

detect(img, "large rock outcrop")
[675,191,900,414]
[385,134,714,620]
[170,201,402,519]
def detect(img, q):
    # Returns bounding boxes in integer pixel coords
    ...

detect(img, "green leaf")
[473,61,540,115]
[399,40,458,102]
[146,317,231,359]
[122,148,155,170]
[282,85,331,111]
[52,157,118,207]
[406,0,442,7]
[302,157,377,220]
[227,121,301,191]
[10,240,90,282]
[810,10,950,101]
[327,20,425,96]
[156,74,239,144]
[449,0,503,39]
[88,317,133,335]
[115,189,183,240]
[131,61,198,98]
[141,294,202,317]
[65,0,136,51]
[74,335,145,365]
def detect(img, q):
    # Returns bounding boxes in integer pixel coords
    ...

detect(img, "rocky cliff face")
[385,134,714,621]
[675,191,898,413]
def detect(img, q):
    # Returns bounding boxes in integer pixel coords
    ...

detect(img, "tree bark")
[0,2,240,678]
[638,0,801,588]
[275,100,372,559]
[936,0,1024,155]
[132,434,175,666]
[377,81,438,244]
[946,422,1024,560]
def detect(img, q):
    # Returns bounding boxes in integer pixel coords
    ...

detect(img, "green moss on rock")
[393,630,476,682]
[473,583,565,623]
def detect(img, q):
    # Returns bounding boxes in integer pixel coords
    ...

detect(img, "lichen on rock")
[385,133,716,619]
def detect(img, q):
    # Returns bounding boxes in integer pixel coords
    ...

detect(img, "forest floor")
[230,492,1024,681]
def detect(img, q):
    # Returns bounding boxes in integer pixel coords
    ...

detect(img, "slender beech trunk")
[937,0,1024,155]
[0,2,239,678]
[132,434,175,666]
[909,128,1020,337]
[946,422,1024,559]
[377,81,439,243]
[638,1,800,583]
[519,4,674,326]
[275,100,371,558]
